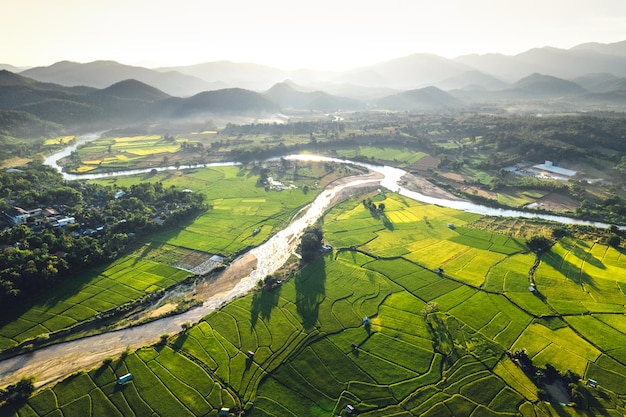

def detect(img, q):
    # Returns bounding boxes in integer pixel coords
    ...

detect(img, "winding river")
[45,133,616,228]
[0,133,619,387]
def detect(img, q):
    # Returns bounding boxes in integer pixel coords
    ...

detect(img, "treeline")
[221,120,345,137]
[0,164,207,304]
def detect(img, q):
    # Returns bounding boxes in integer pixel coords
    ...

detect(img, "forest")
[0,164,207,304]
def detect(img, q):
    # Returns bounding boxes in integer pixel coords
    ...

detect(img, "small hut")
[117,373,133,385]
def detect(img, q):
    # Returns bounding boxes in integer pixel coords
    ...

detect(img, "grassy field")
[72,135,183,172]
[3,192,626,416]
[66,132,314,173]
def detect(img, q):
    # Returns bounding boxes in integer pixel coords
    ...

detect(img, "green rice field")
[0,256,188,351]
[3,192,626,416]
[0,165,318,351]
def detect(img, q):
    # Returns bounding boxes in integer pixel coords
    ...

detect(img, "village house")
[5,207,31,225]
[4,206,76,228]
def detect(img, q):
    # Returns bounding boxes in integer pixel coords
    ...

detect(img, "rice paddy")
[3,190,626,416]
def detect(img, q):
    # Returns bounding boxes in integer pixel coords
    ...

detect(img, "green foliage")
[299,226,324,262]
[0,165,206,306]
[0,377,35,406]
[526,235,551,253]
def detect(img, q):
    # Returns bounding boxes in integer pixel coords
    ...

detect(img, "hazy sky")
[4,0,625,70]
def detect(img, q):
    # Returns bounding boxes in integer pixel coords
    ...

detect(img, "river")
[0,133,618,388]
[0,162,381,388]
[45,133,617,228]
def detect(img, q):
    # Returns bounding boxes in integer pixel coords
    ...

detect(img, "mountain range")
[8,40,626,95]
[1,40,626,136]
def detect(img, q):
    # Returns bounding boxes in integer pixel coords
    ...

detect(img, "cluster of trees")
[362,198,385,213]
[299,226,324,262]
[526,235,552,253]
[221,121,345,137]
[0,377,34,406]
[0,164,207,304]
[509,349,588,409]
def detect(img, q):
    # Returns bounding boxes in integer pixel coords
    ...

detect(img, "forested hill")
[0,70,282,137]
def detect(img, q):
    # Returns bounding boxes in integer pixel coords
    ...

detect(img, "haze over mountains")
[1,40,626,135]
[11,40,626,94]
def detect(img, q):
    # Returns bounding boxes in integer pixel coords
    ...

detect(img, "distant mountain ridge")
[2,39,626,137]
[0,71,284,135]
[21,60,214,97]
[264,82,361,111]
[17,40,626,96]
[376,86,463,110]
[509,73,587,98]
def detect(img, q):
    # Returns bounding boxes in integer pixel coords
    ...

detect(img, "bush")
[527,236,551,253]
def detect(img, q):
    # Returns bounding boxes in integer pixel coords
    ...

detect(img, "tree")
[0,376,35,405]
[421,301,439,316]
[551,227,568,239]
[527,236,551,253]
[300,227,323,262]
[608,234,621,248]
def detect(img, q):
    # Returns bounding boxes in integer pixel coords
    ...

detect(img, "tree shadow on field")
[541,248,598,291]
[382,213,394,231]
[559,238,605,270]
[250,284,282,329]
[134,240,164,265]
[295,257,327,330]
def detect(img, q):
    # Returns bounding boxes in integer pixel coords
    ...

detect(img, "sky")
[3,0,626,70]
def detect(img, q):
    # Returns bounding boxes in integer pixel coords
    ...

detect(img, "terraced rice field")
[4,193,626,416]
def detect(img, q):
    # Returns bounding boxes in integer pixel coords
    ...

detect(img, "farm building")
[345,404,355,413]
[532,160,577,177]
[219,408,230,416]
[117,373,133,384]
[51,216,76,227]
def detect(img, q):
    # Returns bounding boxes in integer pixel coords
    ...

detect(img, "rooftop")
[532,160,577,177]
